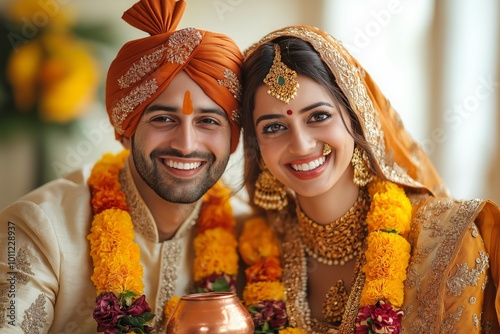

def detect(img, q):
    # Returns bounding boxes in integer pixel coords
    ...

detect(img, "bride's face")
[253,75,355,198]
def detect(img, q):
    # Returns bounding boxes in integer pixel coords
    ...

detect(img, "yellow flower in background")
[6,39,43,111]
[38,33,99,123]
[3,0,100,125]
[5,0,74,28]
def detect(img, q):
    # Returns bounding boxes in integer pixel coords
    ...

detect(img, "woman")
[237,25,499,333]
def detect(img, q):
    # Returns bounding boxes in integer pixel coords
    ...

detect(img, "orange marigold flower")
[164,295,180,321]
[245,256,283,284]
[243,281,285,306]
[197,199,235,233]
[201,180,232,208]
[239,217,280,266]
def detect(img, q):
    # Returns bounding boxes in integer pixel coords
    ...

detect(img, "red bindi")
[286,109,293,115]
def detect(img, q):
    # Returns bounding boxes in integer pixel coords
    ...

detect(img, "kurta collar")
[119,159,201,243]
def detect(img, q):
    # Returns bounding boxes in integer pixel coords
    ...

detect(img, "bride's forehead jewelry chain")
[296,186,370,266]
[263,44,300,104]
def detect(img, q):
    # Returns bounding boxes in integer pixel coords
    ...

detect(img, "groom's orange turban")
[106,0,243,152]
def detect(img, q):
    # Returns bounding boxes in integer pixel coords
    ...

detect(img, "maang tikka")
[263,44,299,104]
[254,161,288,211]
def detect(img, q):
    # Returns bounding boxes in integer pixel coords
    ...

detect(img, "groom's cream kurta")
[0,160,249,333]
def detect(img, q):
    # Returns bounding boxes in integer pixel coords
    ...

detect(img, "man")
[0,0,246,332]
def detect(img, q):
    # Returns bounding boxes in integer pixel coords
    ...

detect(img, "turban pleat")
[122,0,186,36]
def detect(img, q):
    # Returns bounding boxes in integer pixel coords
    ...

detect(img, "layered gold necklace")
[296,187,370,266]
[293,187,370,329]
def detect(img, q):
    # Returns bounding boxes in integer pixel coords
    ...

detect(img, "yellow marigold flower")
[88,206,143,295]
[363,232,411,281]
[367,187,412,235]
[359,279,405,307]
[193,249,239,281]
[92,241,144,295]
[367,178,399,197]
[243,281,285,306]
[193,228,238,280]
[164,296,180,321]
[194,228,237,254]
[279,328,307,334]
[239,217,280,265]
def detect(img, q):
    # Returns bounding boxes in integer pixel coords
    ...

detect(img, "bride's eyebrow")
[299,101,334,113]
[255,113,285,127]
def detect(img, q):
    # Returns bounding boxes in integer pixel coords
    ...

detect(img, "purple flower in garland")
[355,300,403,334]
[93,293,126,332]
[93,292,155,334]
[249,300,288,332]
[196,272,237,293]
[124,295,151,317]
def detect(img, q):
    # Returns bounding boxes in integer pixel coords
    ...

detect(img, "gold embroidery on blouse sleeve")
[14,248,34,285]
[471,223,479,238]
[473,313,480,329]
[20,294,48,334]
[439,305,464,334]
[404,199,482,334]
[446,250,489,296]
[482,275,488,291]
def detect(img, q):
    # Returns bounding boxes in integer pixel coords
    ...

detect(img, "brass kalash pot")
[166,292,254,333]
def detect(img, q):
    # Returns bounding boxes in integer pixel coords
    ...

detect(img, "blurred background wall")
[0,0,498,210]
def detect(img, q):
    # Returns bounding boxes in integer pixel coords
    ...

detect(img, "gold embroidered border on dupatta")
[403,194,484,332]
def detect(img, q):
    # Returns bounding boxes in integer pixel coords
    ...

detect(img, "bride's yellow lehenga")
[241,26,500,333]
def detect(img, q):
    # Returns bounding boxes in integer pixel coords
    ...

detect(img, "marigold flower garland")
[163,175,239,321]
[88,150,239,332]
[239,217,302,333]
[355,178,412,334]
[87,150,154,334]
[238,178,411,333]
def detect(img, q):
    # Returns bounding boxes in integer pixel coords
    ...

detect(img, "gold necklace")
[278,207,366,334]
[296,187,370,265]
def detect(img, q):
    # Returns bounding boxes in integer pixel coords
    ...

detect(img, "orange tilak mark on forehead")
[182,90,193,115]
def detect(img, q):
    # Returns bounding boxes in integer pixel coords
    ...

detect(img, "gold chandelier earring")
[254,162,288,211]
[351,145,373,187]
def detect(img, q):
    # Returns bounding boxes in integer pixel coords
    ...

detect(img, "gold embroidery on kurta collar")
[120,162,158,242]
